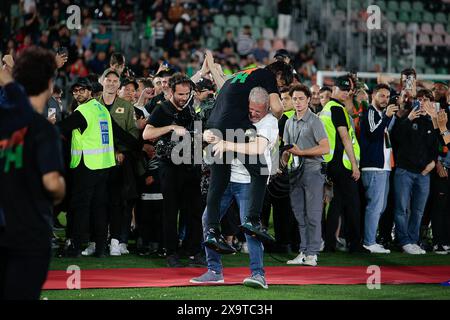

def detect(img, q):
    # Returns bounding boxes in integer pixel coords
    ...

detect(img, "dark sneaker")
[203,229,237,254]
[433,245,449,255]
[167,254,184,268]
[190,270,224,284]
[62,244,81,258]
[239,220,275,244]
[243,274,268,289]
[189,253,207,267]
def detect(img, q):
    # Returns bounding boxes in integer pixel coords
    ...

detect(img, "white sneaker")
[336,237,348,252]
[363,244,391,254]
[402,244,422,255]
[319,239,325,252]
[287,252,305,264]
[241,242,249,254]
[81,242,96,256]
[443,245,450,251]
[411,244,426,254]
[110,238,121,256]
[119,243,129,254]
[303,255,318,266]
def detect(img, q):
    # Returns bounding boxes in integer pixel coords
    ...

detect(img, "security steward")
[319,76,363,253]
[58,78,115,257]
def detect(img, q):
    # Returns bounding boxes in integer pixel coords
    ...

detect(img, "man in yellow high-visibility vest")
[58,77,115,258]
[319,76,364,253]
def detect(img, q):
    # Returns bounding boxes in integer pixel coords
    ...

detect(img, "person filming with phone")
[390,88,439,255]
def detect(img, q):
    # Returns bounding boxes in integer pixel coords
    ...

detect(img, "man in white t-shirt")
[191,87,278,289]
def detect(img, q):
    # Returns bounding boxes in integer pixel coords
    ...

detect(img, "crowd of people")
[1,1,450,300]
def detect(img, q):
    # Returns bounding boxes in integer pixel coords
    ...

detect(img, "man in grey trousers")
[282,84,330,266]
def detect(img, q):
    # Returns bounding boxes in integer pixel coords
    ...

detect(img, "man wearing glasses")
[58,77,116,258]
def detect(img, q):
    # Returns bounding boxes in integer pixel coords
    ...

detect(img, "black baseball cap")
[71,77,92,91]
[335,76,352,91]
[120,77,138,90]
[274,49,290,60]
[195,78,215,92]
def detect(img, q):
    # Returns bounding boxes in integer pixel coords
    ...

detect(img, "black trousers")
[70,164,109,252]
[108,165,134,243]
[325,162,361,251]
[159,162,203,256]
[136,197,163,246]
[205,155,268,230]
[429,171,450,246]
[262,192,298,246]
[0,247,51,300]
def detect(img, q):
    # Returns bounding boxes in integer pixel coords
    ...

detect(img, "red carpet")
[43,265,450,290]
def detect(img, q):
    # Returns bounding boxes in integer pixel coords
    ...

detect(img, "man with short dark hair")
[359,83,398,254]
[391,89,439,254]
[283,84,329,266]
[0,47,65,300]
[319,86,332,109]
[143,73,204,268]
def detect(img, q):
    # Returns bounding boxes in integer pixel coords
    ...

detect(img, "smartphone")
[48,107,57,118]
[57,47,68,56]
[279,144,294,153]
[434,102,441,112]
[412,100,420,112]
[402,74,415,91]
[389,95,399,106]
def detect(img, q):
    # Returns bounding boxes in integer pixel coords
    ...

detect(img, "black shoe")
[203,229,237,254]
[62,244,82,258]
[239,220,275,244]
[188,253,207,267]
[349,244,369,254]
[167,254,184,268]
[94,250,106,258]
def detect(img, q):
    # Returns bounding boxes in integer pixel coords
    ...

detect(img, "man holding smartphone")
[391,89,439,254]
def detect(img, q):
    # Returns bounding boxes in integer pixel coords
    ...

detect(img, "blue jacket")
[359,105,392,169]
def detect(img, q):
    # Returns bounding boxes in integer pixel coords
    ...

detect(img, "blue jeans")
[393,168,430,246]
[362,171,390,246]
[202,182,264,276]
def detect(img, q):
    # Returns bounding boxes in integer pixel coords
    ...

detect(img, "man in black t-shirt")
[143,73,204,268]
[203,61,293,253]
[0,48,65,300]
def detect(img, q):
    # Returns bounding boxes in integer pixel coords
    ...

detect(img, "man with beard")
[359,83,398,254]
[310,84,322,114]
[143,73,204,268]
[57,78,115,257]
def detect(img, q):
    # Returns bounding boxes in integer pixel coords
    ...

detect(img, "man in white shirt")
[191,87,278,289]
[359,83,398,254]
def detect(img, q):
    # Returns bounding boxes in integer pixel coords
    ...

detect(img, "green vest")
[284,109,295,119]
[319,100,360,170]
[70,99,115,170]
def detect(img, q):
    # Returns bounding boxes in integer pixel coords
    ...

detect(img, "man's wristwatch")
[440,130,450,136]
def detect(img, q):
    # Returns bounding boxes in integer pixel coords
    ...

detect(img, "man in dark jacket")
[359,83,398,253]
[391,89,439,254]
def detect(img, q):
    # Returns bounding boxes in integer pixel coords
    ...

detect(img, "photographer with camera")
[359,84,398,254]
[143,73,204,268]
[391,88,439,254]
[282,84,329,266]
